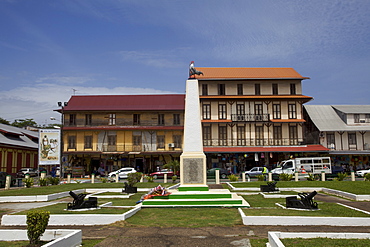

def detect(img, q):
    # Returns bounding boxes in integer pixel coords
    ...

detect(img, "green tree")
[163,160,180,174]
[11,118,38,128]
[27,210,50,245]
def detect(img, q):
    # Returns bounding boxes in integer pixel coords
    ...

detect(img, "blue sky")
[0,0,369,125]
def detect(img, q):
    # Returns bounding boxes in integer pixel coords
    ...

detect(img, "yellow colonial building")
[58,94,185,176]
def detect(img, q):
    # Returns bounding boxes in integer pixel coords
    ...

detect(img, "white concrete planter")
[1,205,142,226]
[268,231,370,247]
[238,208,370,226]
[0,229,81,247]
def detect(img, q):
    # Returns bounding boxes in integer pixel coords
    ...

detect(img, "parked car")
[355,168,370,177]
[16,168,37,178]
[207,168,231,179]
[108,167,137,179]
[149,169,174,179]
[244,167,268,178]
[0,172,16,187]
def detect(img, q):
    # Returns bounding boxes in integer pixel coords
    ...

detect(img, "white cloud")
[35,75,93,85]
[0,82,177,125]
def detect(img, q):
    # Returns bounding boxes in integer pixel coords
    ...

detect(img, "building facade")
[192,67,328,172]
[0,123,38,175]
[304,105,370,171]
[58,94,185,176]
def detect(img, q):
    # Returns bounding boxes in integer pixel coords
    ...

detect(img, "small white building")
[304,105,370,170]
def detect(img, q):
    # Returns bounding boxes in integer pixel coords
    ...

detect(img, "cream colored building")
[58,94,185,176]
[191,67,328,170]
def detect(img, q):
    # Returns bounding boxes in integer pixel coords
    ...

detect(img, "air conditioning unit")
[168,143,175,148]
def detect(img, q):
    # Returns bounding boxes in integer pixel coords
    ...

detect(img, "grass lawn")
[0,239,103,247]
[249,238,268,247]
[116,207,243,228]
[14,193,146,215]
[0,240,49,246]
[230,181,370,195]
[282,238,370,247]
[14,201,131,215]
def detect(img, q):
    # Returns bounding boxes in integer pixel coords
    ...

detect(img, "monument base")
[180,152,207,187]
[178,185,209,192]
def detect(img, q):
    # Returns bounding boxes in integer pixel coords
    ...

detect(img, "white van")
[271,157,332,175]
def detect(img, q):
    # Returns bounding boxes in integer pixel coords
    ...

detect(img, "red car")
[149,169,175,179]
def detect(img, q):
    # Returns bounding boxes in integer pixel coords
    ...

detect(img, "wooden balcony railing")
[203,138,303,147]
[231,114,270,122]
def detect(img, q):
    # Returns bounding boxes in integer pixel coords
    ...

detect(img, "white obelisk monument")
[179,79,207,190]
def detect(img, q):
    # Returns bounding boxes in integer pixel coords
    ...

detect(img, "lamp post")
[52,102,68,179]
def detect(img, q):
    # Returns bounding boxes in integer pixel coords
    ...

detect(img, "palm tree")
[163,160,180,175]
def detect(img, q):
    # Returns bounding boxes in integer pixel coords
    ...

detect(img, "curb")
[267,231,370,247]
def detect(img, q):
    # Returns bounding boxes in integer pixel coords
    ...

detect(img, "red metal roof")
[203,145,329,153]
[61,94,185,111]
[193,67,309,80]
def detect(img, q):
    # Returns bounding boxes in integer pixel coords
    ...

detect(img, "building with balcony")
[304,105,370,171]
[191,67,328,171]
[0,123,38,175]
[58,94,185,176]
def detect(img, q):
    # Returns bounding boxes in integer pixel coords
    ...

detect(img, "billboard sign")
[39,129,61,165]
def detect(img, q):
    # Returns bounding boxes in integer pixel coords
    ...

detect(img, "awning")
[329,151,370,155]
[203,145,329,153]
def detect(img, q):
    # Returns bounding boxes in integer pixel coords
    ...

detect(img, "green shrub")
[47,177,60,185]
[306,173,315,181]
[39,178,48,186]
[306,173,320,181]
[127,172,142,187]
[26,210,50,245]
[100,177,108,183]
[172,175,178,183]
[335,172,348,181]
[23,178,34,188]
[256,175,265,181]
[228,174,239,182]
[145,175,154,182]
[364,173,370,181]
[279,173,293,181]
[163,160,180,175]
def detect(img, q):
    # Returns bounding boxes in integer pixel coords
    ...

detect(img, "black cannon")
[123,182,137,194]
[260,181,279,193]
[67,191,98,210]
[286,191,318,210]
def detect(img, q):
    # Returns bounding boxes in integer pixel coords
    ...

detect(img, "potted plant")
[124,172,142,193]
